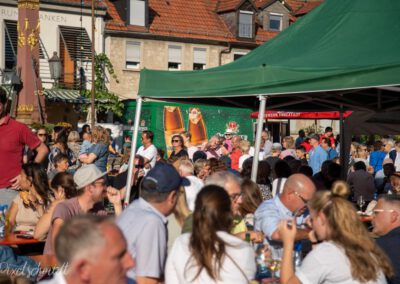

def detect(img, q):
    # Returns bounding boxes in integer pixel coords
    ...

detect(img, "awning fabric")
[138,0,400,110]
[250,111,353,119]
[43,89,88,103]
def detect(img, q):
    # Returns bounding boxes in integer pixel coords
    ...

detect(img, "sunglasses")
[172,140,180,143]
[135,165,144,169]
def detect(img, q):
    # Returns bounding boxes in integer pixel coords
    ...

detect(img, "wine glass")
[357,195,365,213]
[268,245,282,283]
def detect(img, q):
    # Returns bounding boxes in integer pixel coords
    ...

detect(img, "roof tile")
[105,0,320,44]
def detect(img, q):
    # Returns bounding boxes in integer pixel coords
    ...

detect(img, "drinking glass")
[268,245,282,283]
[357,195,365,212]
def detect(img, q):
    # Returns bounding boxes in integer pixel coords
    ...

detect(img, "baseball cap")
[308,133,320,141]
[74,164,107,189]
[142,163,190,193]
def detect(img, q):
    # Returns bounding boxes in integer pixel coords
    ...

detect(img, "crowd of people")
[1,88,400,283]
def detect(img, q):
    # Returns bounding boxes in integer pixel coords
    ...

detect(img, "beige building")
[104,0,321,100]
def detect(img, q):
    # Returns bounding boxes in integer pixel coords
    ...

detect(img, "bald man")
[254,174,316,241]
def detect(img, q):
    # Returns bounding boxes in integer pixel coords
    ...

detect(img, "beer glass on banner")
[188,108,208,146]
[164,106,185,157]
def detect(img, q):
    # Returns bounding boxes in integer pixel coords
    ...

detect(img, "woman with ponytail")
[165,185,256,283]
[278,183,393,283]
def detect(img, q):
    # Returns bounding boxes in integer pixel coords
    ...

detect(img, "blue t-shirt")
[309,145,328,175]
[88,142,109,172]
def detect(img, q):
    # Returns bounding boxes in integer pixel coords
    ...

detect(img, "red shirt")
[0,116,41,188]
[230,148,241,170]
[320,134,336,148]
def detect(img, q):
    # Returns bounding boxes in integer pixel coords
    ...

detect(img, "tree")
[82,53,124,117]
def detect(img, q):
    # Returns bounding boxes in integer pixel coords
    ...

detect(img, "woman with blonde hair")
[80,126,110,172]
[280,136,296,159]
[167,186,191,252]
[279,185,393,284]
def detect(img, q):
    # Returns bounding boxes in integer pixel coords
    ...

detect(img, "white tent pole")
[251,95,267,182]
[124,96,143,208]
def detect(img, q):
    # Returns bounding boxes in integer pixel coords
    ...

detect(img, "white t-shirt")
[165,232,256,284]
[296,241,387,284]
[239,154,252,171]
[395,152,400,171]
[184,176,204,211]
[188,146,199,160]
[137,144,158,169]
[272,178,287,197]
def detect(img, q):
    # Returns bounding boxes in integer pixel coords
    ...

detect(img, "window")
[234,52,248,61]
[168,45,182,70]
[126,41,141,69]
[269,13,283,31]
[129,0,147,26]
[193,47,206,70]
[238,11,253,38]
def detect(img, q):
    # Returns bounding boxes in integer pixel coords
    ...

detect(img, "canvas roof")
[138,0,400,111]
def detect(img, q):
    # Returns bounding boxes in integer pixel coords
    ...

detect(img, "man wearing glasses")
[254,174,316,242]
[43,164,122,255]
[372,195,400,284]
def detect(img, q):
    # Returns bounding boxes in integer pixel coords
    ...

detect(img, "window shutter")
[193,48,206,64]
[168,46,182,63]
[126,42,140,62]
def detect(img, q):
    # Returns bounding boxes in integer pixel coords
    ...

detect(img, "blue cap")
[143,163,190,193]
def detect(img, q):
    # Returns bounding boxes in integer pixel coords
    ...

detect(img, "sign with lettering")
[0,7,68,23]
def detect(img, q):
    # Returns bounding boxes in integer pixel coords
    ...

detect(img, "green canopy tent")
[124,0,400,204]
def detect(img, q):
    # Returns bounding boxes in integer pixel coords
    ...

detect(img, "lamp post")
[48,52,61,88]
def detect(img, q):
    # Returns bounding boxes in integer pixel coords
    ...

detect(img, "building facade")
[0,0,107,123]
[104,0,322,100]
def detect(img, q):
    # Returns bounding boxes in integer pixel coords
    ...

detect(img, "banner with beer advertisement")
[123,101,253,157]
[164,106,208,156]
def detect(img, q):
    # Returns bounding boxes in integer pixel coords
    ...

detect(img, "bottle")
[245,232,251,244]
[188,108,208,146]
[3,205,9,238]
[163,106,185,157]
[294,242,302,269]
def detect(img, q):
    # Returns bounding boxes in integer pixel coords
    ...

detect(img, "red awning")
[250,111,353,119]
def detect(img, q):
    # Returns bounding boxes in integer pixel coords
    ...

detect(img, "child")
[238,140,251,172]
[79,132,93,160]
[47,154,69,181]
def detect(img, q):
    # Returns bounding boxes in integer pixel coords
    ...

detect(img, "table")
[0,233,42,246]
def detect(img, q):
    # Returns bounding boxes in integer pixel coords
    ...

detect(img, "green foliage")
[304,123,324,135]
[82,53,124,117]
